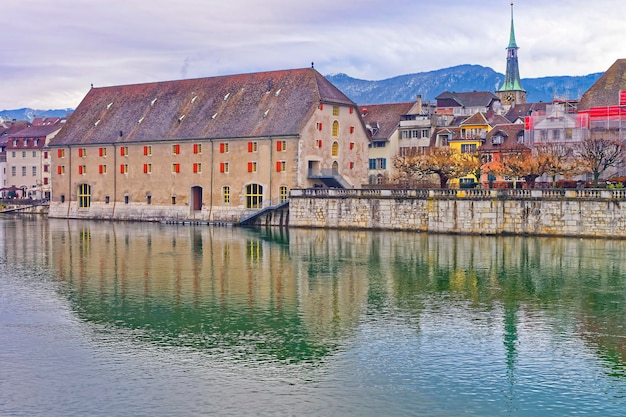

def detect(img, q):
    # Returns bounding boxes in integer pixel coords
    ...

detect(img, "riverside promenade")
[289,188,626,238]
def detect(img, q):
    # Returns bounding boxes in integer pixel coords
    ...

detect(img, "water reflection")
[2,218,626,374]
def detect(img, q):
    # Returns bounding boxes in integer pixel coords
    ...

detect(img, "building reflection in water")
[1,218,625,375]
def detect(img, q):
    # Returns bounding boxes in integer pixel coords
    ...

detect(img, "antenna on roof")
[311,62,314,69]
[91,84,93,89]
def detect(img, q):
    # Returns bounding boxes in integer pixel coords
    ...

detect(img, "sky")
[2,0,626,110]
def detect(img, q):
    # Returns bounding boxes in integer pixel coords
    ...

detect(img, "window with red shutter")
[220,162,225,173]
[276,161,281,172]
[220,143,225,153]
[248,142,253,152]
[57,149,63,158]
[57,166,62,174]
[78,148,83,157]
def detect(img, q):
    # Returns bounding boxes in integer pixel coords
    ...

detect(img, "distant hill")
[0,108,73,122]
[0,65,603,119]
[325,64,603,105]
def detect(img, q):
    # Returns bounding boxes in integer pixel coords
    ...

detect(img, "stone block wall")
[288,188,626,238]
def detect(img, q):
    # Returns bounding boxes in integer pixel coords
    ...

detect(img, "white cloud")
[1,0,626,109]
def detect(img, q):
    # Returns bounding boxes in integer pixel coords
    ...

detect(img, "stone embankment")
[289,188,626,238]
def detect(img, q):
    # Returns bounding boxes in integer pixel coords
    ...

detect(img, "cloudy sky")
[2,0,626,110]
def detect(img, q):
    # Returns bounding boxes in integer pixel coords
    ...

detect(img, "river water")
[1,217,625,417]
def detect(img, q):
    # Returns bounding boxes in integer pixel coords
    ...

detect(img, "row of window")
[63,141,289,158]
[59,161,290,175]
[369,158,387,170]
[314,121,355,137]
[399,129,430,139]
[10,166,39,177]
[76,183,289,208]
[10,138,42,148]
[318,104,353,117]
[9,151,47,158]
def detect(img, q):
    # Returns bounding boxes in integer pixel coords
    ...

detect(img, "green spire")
[508,2,518,49]
[498,2,525,93]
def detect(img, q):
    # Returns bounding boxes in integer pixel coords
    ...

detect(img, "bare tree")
[574,138,625,187]
[534,144,579,187]
[498,146,545,188]
[392,148,478,188]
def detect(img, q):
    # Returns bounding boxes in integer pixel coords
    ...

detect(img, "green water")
[1,217,625,416]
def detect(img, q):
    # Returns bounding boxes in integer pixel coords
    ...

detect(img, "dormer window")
[492,135,503,145]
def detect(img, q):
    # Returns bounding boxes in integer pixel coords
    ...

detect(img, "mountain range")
[0,65,603,121]
[326,64,603,105]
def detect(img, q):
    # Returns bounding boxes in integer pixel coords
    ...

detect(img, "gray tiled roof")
[578,59,626,111]
[358,102,415,140]
[435,91,500,108]
[50,68,355,146]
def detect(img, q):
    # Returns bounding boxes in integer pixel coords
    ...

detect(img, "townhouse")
[1,119,30,197]
[359,97,433,184]
[5,118,64,199]
[47,67,370,222]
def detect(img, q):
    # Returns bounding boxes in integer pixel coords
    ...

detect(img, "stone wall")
[48,201,289,225]
[288,188,626,238]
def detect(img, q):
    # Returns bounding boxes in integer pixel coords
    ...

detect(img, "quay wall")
[288,188,626,238]
[47,201,289,226]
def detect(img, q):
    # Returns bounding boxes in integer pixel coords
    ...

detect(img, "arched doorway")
[246,184,263,209]
[191,186,203,211]
[78,184,91,208]
[332,161,339,175]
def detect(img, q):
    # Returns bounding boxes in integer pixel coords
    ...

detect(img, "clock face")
[505,93,515,103]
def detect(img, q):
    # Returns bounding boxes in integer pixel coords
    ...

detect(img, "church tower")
[496,2,526,106]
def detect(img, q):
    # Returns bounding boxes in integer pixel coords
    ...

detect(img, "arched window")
[246,183,263,209]
[331,141,339,157]
[78,184,91,208]
[332,120,339,137]
[332,161,339,175]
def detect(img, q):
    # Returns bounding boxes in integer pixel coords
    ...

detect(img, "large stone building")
[47,68,370,222]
